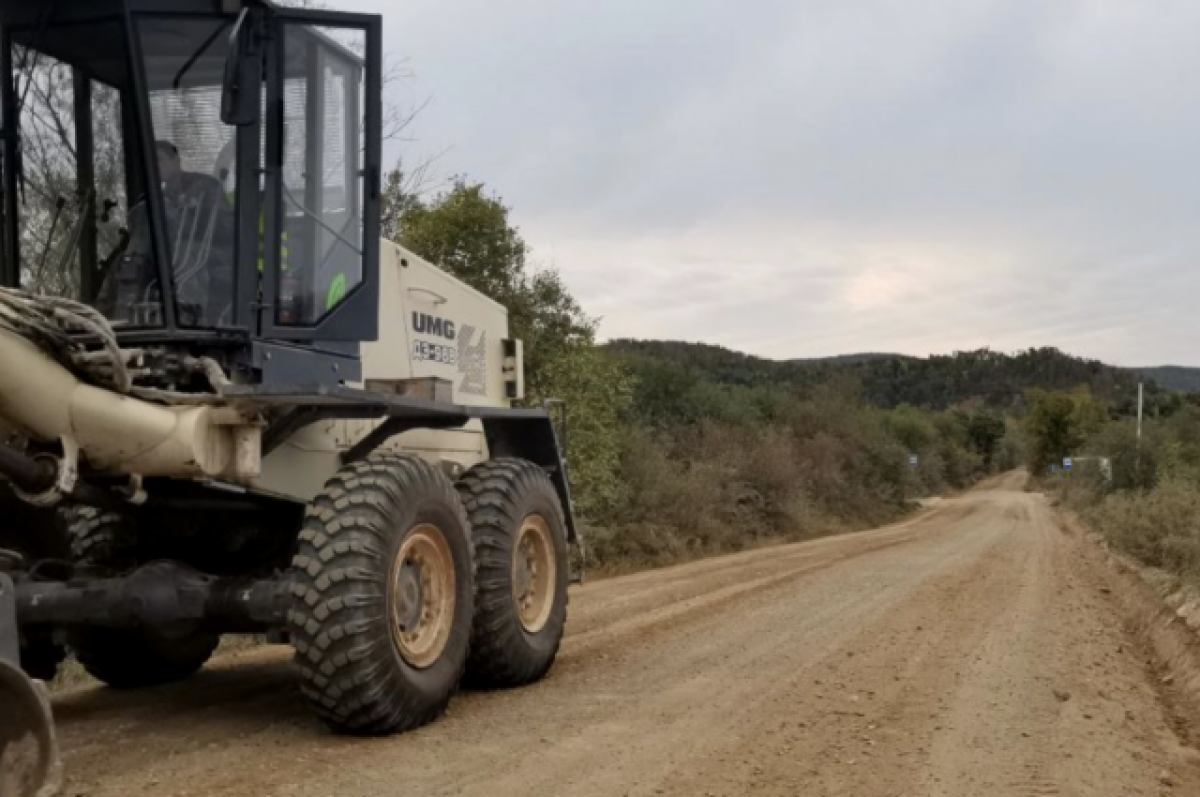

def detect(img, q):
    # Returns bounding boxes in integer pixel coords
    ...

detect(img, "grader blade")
[0,658,60,797]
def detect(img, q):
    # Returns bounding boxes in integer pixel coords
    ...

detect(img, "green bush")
[587,393,998,569]
[1086,476,1200,584]
[1041,394,1200,586]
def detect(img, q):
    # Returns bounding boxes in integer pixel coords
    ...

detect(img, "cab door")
[258,8,381,342]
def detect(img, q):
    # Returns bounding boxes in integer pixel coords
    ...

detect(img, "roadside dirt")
[52,471,1200,796]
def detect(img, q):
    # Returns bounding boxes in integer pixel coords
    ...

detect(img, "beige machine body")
[252,243,523,502]
[0,329,260,489]
[0,244,520,506]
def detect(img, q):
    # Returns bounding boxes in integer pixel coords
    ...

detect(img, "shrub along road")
[53,472,1200,795]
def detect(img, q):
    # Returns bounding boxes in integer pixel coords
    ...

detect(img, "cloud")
[336,0,1200,365]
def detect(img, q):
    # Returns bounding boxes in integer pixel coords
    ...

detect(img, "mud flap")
[481,406,585,585]
[0,574,61,797]
[542,400,584,585]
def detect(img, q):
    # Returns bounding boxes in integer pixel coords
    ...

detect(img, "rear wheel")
[288,454,474,734]
[63,507,219,689]
[457,459,569,688]
[70,629,219,689]
[17,636,65,683]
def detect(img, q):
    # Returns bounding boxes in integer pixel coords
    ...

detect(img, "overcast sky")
[333,0,1200,366]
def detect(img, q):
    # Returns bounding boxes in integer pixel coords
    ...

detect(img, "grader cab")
[0,2,577,794]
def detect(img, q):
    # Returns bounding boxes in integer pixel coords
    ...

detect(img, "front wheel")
[457,459,569,689]
[288,454,474,734]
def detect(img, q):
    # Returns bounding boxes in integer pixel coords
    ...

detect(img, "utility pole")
[1137,382,1144,448]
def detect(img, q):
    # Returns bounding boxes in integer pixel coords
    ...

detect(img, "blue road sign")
[1063,457,1073,473]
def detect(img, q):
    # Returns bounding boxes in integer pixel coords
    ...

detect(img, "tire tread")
[288,454,473,735]
[457,458,568,688]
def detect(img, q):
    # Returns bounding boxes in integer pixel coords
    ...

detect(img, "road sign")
[908,454,919,468]
[1063,457,1073,473]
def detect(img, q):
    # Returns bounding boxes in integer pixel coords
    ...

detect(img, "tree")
[964,412,1006,469]
[882,405,939,454]
[381,168,422,242]
[1024,388,1105,474]
[12,47,127,297]
[398,179,595,400]
[536,347,634,516]
[394,177,630,516]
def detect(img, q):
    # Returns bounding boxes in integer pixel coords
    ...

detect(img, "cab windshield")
[3,4,368,334]
[7,14,236,328]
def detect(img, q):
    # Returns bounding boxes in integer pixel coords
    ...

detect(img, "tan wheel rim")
[513,514,556,633]
[389,524,456,669]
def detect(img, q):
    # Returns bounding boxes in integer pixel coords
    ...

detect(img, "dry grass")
[1083,477,1200,587]
[586,420,940,570]
[48,657,92,693]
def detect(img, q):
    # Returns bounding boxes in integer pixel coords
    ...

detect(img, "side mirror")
[221,9,259,126]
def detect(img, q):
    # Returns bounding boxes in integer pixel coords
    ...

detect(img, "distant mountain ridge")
[1132,366,1200,393]
[798,357,1200,392]
[790,353,911,366]
[794,357,1200,395]
[604,340,1194,412]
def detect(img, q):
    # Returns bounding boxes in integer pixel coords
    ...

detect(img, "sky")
[332,0,1200,366]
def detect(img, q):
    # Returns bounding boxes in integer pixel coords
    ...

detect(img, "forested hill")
[1133,366,1200,393]
[848,349,1145,410]
[604,340,1158,412]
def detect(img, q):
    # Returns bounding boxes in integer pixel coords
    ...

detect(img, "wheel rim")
[513,514,556,633]
[389,523,456,669]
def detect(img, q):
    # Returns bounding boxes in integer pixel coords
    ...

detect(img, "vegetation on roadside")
[390,176,1017,570]
[1029,389,1200,586]
[583,385,1010,570]
[390,177,1200,577]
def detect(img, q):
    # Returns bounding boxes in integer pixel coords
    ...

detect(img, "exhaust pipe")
[0,329,256,482]
[0,658,60,797]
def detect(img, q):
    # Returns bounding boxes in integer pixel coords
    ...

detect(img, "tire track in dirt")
[655,492,1031,796]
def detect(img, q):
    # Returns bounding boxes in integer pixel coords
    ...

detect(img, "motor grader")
[0,2,578,794]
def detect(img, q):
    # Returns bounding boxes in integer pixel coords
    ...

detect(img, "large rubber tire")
[63,507,219,689]
[457,459,569,689]
[18,635,65,682]
[66,507,130,568]
[70,629,220,689]
[288,454,474,735]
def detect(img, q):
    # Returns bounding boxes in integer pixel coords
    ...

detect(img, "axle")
[15,562,290,635]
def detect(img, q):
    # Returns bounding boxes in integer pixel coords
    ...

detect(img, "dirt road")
[54,472,1200,796]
